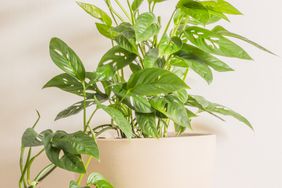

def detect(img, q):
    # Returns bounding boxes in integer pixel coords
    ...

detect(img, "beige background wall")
[0,0,281,187]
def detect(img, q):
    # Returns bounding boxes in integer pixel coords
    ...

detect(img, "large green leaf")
[136,113,159,138]
[43,73,84,96]
[150,96,190,128]
[113,85,153,113]
[49,38,86,81]
[127,68,189,96]
[177,0,210,24]
[201,0,242,15]
[99,46,137,70]
[43,131,86,173]
[22,128,43,147]
[159,35,182,57]
[185,26,252,60]
[87,172,113,188]
[98,104,133,138]
[187,95,253,129]
[212,26,275,55]
[77,2,112,26]
[134,12,160,42]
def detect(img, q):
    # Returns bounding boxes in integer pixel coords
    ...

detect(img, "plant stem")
[158,9,176,47]
[82,82,87,132]
[26,149,44,184]
[77,156,93,185]
[34,164,56,183]
[127,0,135,24]
[114,0,131,20]
[105,0,124,23]
[86,108,98,127]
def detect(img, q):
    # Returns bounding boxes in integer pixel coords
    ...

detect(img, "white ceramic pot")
[88,134,216,188]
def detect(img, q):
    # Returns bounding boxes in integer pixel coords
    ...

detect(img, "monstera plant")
[19,0,273,187]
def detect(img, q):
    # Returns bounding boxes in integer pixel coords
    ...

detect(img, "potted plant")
[19,0,274,188]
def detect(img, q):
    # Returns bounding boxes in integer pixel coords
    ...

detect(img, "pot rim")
[96,133,216,142]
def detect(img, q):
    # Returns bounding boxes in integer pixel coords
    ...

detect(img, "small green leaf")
[132,0,144,12]
[98,104,133,138]
[99,46,137,71]
[134,12,160,42]
[150,96,190,128]
[115,35,138,54]
[143,48,159,68]
[136,113,159,138]
[185,26,252,60]
[201,0,242,15]
[212,26,275,55]
[77,2,112,26]
[127,68,189,96]
[69,180,90,188]
[22,128,43,147]
[159,35,182,57]
[187,95,253,129]
[96,23,119,39]
[49,38,86,81]
[87,172,113,188]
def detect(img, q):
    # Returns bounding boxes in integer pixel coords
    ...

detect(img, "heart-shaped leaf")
[87,172,113,188]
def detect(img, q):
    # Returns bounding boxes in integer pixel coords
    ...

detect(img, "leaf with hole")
[187,95,253,129]
[185,26,252,59]
[49,38,86,81]
[127,68,189,96]
[212,26,275,55]
[77,2,112,26]
[134,12,160,42]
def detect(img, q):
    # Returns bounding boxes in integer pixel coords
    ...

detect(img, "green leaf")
[143,48,159,68]
[201,0,242,15]
[173,89,188,103]
[134,12,160,42]
[148,0,167,4]
[136,113,159,138]
[55,100,95,121]
[22,128,43,147]
[159,35,182,57]
[69,180,90,188]
[115,35,138,54]
[52,131,99,159]
[77,2,112,26]
[177,0,210,24]
[132,0,144,12]
[185,26,252,60]
[98,104,133,138]
[212,26,275,55]
[49,38,86,81]
[113,85,153,113]
[43,131,86,173]
[87,172,113,188]
[99,46,137,70]
[96,23,119,39]
[127,68,189,96]
[150,96,190,128]
[43,73,84,96]
[187,95,253,129]
[114,23,136,39]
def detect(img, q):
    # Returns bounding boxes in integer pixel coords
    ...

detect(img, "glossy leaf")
[115,35,138,54]
[143,48,159,68]
[187,95,253,129]
[43,73,84,96]
[99,46,137,70]
[212,26,275,55]
[201,0,242,15]
[136,113,159,137]
[177,0,210,24]
[96,23,118,39]
[185,26,252,60]
[69,180,90,188]
[98,104,133,138]
[159,35,182,56]
[150,96,190,128]
[77,2,112,26]
[134,12,160,42]
[114,23,136,39]
[43,131,86,173]
[87,172,113,188]
[49,38,86,81]
[127,68,189,96]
